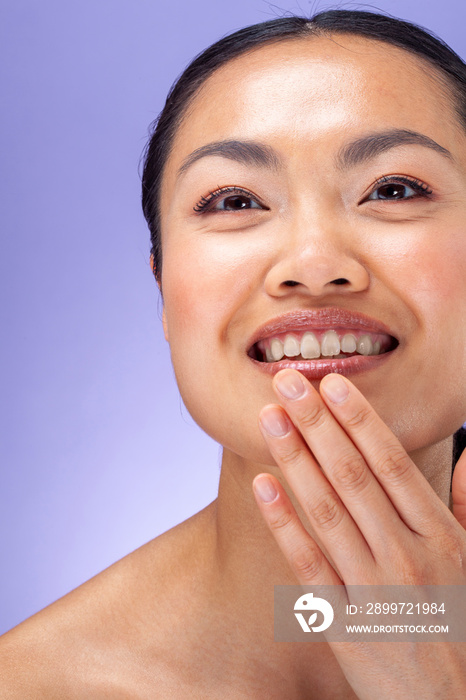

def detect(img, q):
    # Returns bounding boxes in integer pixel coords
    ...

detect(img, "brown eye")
[368,182,416,201]
[364,175,433,205]
[214,194,262,210]
[193,186,268,214]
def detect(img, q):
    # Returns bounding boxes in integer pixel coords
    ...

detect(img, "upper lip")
[246,307,398,352]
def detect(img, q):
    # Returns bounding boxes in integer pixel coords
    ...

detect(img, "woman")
[1,9,466,698]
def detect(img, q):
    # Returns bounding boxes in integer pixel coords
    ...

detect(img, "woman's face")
[158,35,466,466]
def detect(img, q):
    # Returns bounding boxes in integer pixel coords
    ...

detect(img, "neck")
[410,436,453,505]
[215,433,453,578]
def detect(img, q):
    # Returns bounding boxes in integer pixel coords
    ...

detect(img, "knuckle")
[383,548,427,584]
[332,453,370,493]
[344,405,375,431]
[268,507,295,534]
[277,443,305,469]
[298,402,327,431]
[290,543,324,581]
[399,567,426,586]
[430,530,464,567]
[383,540,457,585]
[311,492,344,531]
[402,560,433,585]
[376,447,413,485]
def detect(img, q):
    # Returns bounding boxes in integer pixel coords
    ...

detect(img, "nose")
[264,217,370,298]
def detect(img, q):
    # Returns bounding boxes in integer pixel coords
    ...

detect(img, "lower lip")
[249,350,395,381]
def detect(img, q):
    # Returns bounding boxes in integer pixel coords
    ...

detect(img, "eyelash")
[368,175,433,200]
[192,175,433,213]
[193,186,264,213]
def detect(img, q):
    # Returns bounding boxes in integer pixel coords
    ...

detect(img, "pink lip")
[250,352,394,381]
[246,307,398,381]
[246,308,397,351]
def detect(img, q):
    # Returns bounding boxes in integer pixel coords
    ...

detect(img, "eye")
[368,182,417,200]
[214,194,262,211]
[365,176,432,202]
[193,186,268,213]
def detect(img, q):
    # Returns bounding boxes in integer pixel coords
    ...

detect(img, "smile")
[246,308,399,380]
[250,329,397,362]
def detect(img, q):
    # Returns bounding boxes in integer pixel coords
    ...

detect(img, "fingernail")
[322,374,349,403]
[260,407,290,436]
[275,371,305,400]
[254,475,278,503]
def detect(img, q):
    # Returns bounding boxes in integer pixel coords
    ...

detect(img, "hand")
[253,369,466,700]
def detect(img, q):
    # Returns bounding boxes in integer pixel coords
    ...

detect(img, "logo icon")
[294,592,334,633]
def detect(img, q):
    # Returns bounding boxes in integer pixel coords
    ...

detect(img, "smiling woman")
[1,8,466,700]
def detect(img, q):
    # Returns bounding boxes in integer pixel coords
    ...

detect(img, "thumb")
[452,444,466,529]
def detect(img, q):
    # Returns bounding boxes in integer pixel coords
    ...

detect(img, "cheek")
[389,224,466,444]
[161,241,229,339]
[419,228,464,288]
[159,232,279,461]
[406,225,466,336]
[371,218,466,322]
[161,233,268,339]
[348,220,466,453]
[160,235,256,394]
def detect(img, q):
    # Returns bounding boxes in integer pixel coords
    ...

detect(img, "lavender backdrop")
[1,0,464,634]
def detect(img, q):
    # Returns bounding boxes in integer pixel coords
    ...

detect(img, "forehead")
[162,34,463,195]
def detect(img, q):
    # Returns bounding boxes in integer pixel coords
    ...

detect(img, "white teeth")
[356,334,373,356]
[263,330,385,362]
[270,338,285,361]
[321,330,341,357]
[284,334,301,357]
[341,333,357,353]
[301,332,321,359]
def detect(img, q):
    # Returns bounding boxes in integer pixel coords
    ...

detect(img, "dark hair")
[141,9,466,469]
[453,427,466,472]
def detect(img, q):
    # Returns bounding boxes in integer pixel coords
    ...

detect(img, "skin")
[1,33,466,699]
[159,34,466,697]
[160,36,466,484]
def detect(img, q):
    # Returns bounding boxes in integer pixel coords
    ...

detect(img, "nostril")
[283,280,299,287]
[331,278,350,285]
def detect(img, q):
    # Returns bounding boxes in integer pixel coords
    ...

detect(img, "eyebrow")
[336,129,452,169]
[177,139,281,177]
[177,129,453,179]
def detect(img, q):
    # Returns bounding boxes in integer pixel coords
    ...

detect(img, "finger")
[252,472,342,586]
[258,404,374,578]
[319,372,454,535]
[452,446,466,529]
[271,370,409,554]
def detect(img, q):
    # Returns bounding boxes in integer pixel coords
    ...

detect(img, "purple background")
[1,1,465,635]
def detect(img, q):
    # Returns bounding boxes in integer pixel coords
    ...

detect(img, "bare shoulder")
[0,502,218,699]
